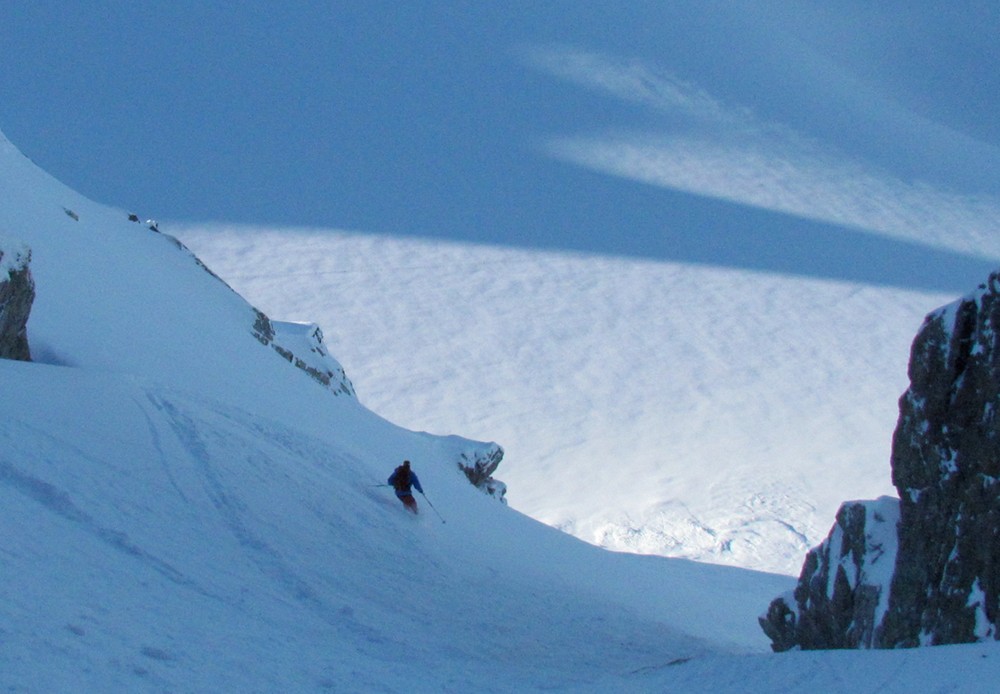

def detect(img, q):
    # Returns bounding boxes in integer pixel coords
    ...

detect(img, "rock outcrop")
[454,441,507,503]
[0,240,34,361]
[879,275,1000,647]
[759,497,899,650]
[762,269,1000,650]
[252,313,356,398]
[166,232,510,499]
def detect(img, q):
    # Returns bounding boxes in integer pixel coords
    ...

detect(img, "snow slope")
[0,128,784,689]
[175,224,958,576]
[6,128,1000,690]
[1,361,783,691]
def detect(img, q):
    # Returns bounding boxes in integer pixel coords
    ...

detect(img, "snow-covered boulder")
[0,238,34,361]
[763,269,1000,650]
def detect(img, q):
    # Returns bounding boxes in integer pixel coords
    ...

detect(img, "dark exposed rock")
[252,308,276,345]
[762,269,1000,650]
[0,242,35,361]
[759,498,898,651]
[455,443,507,503]
[879,277,1000,648]
[759,593,798,653]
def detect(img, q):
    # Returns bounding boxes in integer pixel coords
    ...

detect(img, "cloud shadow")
[382,163,997,296]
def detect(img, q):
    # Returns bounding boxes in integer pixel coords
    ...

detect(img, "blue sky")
[2,2,999,289]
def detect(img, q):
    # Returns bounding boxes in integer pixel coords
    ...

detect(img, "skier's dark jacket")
[388,466,423,498]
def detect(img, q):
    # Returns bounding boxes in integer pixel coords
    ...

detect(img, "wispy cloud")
[523,45,743,126]
[526,46,1000,261]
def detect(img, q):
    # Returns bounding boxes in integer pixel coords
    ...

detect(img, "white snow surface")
[176,224,952,576]
[0,233,29,275]
[4,127,1000,690]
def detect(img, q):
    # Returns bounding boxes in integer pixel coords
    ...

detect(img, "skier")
[387,460,423,514]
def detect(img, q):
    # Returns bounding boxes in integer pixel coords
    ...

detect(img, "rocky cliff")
[0,239,34,361]
[762,269,1000,650]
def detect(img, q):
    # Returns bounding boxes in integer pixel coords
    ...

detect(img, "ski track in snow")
[1,363,763,690]
[0,454,202,593]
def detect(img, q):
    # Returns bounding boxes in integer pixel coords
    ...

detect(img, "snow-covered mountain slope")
[1,359,785,691]
[7,127,1000,690]
[0,129,789,688]
[8,356,1000,692]
[175,224,963,576]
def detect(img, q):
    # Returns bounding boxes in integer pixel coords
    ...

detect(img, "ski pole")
[419,491,446,524]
